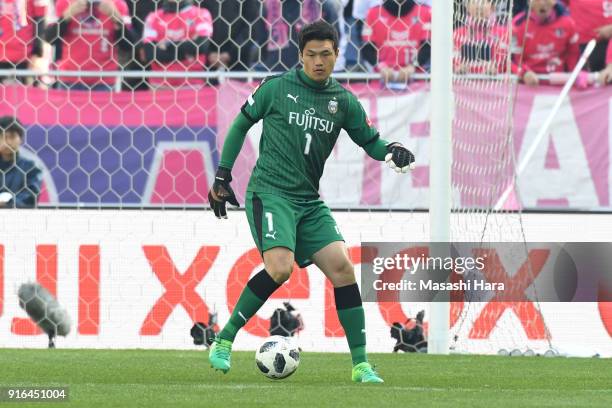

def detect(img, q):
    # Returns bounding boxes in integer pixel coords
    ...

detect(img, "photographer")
[45,0,134,90]
[0,117,42,209]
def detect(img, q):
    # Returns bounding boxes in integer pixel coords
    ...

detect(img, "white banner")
[1,210,611,356]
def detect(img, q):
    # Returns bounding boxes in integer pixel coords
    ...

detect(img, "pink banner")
[512,85,610,208]
[0,82,610,209]
[219,80,612,210]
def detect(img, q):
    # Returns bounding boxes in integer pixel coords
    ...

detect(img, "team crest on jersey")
[555,28,565,38]
[328,98,338,114]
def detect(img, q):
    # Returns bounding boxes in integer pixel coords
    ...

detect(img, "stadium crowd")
[0,0,611,89]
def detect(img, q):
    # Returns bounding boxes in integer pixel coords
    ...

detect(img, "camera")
[269,302,303,337]
[390,310,427,353]
[189,312,219,347]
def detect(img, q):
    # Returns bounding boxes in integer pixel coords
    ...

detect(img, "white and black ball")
[255,335,300,379]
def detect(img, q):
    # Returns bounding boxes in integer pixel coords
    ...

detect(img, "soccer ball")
[255,335,300,379]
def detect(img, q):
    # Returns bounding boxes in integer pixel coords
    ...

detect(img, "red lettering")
[598,302,612,338]
[469,249,548,339]
[598,277,612,337]
[376,246,429,328]
[11,245,58,335]
[325,245,458,337]
[449,266,464,328]
[78,245,100,335]
[227,248,310,337]
[140,246,217,335]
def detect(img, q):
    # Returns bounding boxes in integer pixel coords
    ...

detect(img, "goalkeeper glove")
[385,143,416,173]
[208,167,239,219]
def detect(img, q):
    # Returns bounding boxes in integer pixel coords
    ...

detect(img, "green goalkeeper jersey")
[239,68,381,200]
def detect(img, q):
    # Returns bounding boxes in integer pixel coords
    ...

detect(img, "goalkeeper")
[208,20,415,383]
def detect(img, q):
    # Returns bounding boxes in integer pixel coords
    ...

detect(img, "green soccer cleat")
[209,338,233,373]
[351,362,384,383]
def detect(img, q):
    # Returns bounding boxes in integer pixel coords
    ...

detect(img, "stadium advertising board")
[1,210,611,356]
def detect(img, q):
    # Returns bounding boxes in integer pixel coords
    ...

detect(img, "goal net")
[0,0,556,355]
[448,0,552,355]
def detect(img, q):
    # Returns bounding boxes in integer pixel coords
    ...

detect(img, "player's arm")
[208,113,251,218]
[344,94,415,173]
[208,77,276,218]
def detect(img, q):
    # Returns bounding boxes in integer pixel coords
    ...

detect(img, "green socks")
[335,283,368,366]
[218,269,280,342]
[219,273,368,366]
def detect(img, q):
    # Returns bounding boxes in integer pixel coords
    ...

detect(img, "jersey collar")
[297,69,331,90]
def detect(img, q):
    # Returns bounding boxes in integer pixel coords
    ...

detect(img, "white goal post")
[428,0,453,355]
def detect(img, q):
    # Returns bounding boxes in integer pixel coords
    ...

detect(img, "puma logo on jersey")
[265,231,277,240]
[287,93,299,103]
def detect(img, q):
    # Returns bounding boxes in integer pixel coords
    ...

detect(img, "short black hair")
[298,20,339,53]
[0,116,24,139]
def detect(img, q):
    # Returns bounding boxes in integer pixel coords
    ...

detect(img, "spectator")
[45,0,134,91]
[252,0,341,72]
[120,1,161,91]
[0,0,48,84]
[564,0,612,71]
[599,38,612,82]
[512,0,529,15]
[454,0,509,74]
[143,0,213,87]
[198,0,261,71]
[512,0,580,86]
[346,0,381,70]
[329,0,348,72]
[362,0,431,84]
[127,0,158,40]
[0,116,41,208]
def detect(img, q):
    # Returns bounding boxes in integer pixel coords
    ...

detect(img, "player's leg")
[311,241,383,383]
[210,192,296,373]
[296,201,382,383]
[216,247,293,343]
[209,247,292,373]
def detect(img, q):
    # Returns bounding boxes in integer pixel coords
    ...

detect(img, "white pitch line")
[74,383,610,393]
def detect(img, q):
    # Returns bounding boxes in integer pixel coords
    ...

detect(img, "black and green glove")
[385,143,416,173]
[208,167,239,219]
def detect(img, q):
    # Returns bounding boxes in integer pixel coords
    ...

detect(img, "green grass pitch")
[0,349,610,407]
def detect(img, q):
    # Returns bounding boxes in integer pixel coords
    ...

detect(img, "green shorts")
[245,191,344,267]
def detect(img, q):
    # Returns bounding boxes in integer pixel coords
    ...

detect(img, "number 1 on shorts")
[265,211,274,232]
